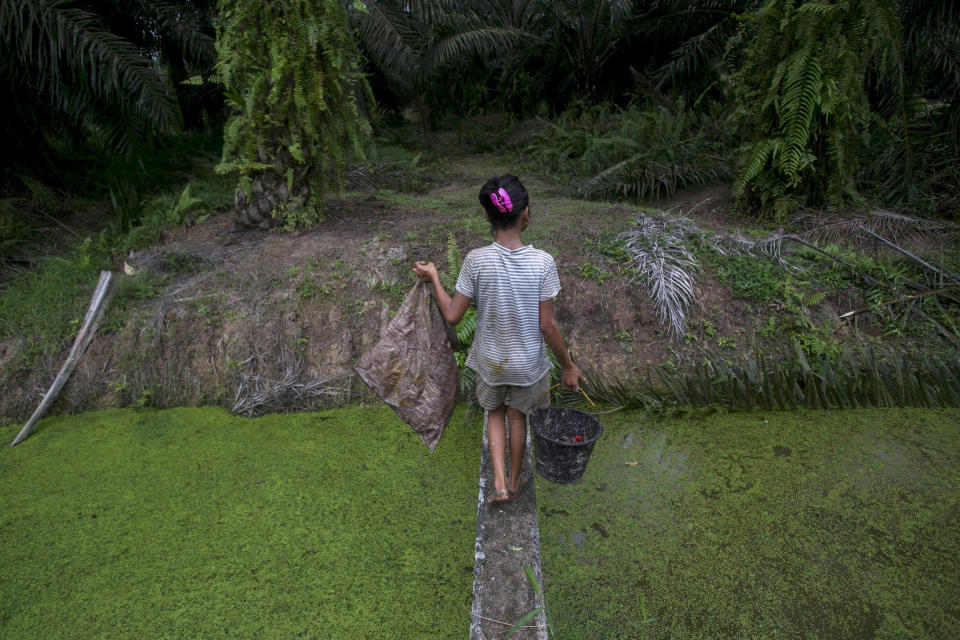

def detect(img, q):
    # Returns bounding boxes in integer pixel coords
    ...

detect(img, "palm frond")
[417,27,525,81]
[792,209,951,246]
[1,0,181,149]
[149,1,216,71]
[652,21,728,88]
[619,214,699,338]
[352,1,423,87]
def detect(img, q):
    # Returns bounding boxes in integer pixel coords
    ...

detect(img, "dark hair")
[478,174,529,231]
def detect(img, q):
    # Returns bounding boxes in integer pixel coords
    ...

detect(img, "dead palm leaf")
[619,214,699,338]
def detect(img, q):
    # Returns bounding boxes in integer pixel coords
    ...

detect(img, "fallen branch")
[857,224,960,284]
[838,285,960,319]
[11,271,114,447]
[781,234,883,287]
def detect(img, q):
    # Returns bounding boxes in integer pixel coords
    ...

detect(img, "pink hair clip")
[490,188,513,213]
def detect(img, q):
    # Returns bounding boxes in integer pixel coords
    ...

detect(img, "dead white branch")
[11,271,114,447]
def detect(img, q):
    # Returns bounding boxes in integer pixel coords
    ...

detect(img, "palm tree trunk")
[234,151,309,229]
[413,95,432,147]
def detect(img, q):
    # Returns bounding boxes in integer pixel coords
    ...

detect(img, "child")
[413,174,586,504]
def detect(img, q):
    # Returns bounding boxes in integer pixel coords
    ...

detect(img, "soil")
[0,153,954,420]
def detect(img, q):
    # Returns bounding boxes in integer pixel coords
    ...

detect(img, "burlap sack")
[354,281,458,451]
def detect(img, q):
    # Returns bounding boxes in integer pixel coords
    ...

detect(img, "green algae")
[536,408,960,639]
[0,406,482,639]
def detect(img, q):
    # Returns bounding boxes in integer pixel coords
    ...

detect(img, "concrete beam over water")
[469,412,548,640]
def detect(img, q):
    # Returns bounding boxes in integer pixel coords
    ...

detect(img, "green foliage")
[582,346,960,412]
[119,184,204,250]
[708,236,955,346]
[579,261,613,283]
[0,197,35,258]
[731,0,902,218]
[0,0,185,152]
[859,97,960,215]
[527,103,734,202]
[348,1,526,136]
[45,130,233,237]
[439,235,478,389]
[647,0,760,95]
[0,236,112,370]
[712,254,788,302]
[0,143,231,370]
[527,0,641,105]
[216,0,370,227]
[348,145,454,193]
[0,0,218,176]
[348,1,758,121]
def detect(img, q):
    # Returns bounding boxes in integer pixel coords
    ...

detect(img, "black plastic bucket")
[530,407,603,483]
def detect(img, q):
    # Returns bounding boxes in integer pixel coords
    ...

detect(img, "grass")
[535,407,960,639]
[0,406,481,639]
[1,132,235,374]
[0,241,111,369]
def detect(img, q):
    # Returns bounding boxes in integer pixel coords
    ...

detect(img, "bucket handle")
[540,383,595,408]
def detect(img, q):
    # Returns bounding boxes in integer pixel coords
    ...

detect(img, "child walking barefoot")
[413,174,586,504]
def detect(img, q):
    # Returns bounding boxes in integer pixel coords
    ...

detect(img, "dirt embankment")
[7,176,931,421]
[2,178,709,420]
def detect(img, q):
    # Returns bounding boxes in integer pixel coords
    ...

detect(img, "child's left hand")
[413,261,438,282]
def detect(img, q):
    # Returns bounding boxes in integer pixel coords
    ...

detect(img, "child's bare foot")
[508,471,530,498]
[485,488,510,504]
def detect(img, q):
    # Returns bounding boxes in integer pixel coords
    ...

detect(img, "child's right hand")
[561,363,587,393]
[413,261,438,282]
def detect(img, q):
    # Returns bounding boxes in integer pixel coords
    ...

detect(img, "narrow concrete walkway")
[469,412,548,640]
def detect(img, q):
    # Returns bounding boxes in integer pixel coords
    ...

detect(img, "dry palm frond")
[232,370,354,417]
[345,165,381,191]
[619,214,699,338]
[706,227,792,266]
[620,212,796,338]
[792,209,950,246]
[620,206,957,340]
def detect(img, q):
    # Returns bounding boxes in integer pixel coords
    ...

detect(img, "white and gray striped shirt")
[456,243,561,386]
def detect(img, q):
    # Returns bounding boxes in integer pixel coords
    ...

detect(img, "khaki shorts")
[475,373,551,415]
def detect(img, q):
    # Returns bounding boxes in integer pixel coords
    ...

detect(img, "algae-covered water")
[3,406,957,639]
[536,408,960,639]
[0,407,481,639]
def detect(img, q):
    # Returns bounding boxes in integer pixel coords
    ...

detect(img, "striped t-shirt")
[456,243,561,386]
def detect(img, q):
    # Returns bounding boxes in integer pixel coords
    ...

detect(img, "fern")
[439,232,461,291]
[731,0,902,218]
[804,291,828,307]
[166,184,205,225]
[456,310,477,347]
[440,232,477,362]
[217,0,370,228]
[778,50,822,182]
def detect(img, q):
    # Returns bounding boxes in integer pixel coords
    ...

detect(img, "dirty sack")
[355,281,458,451]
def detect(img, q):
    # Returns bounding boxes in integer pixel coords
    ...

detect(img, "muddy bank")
[1,194,665,420]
